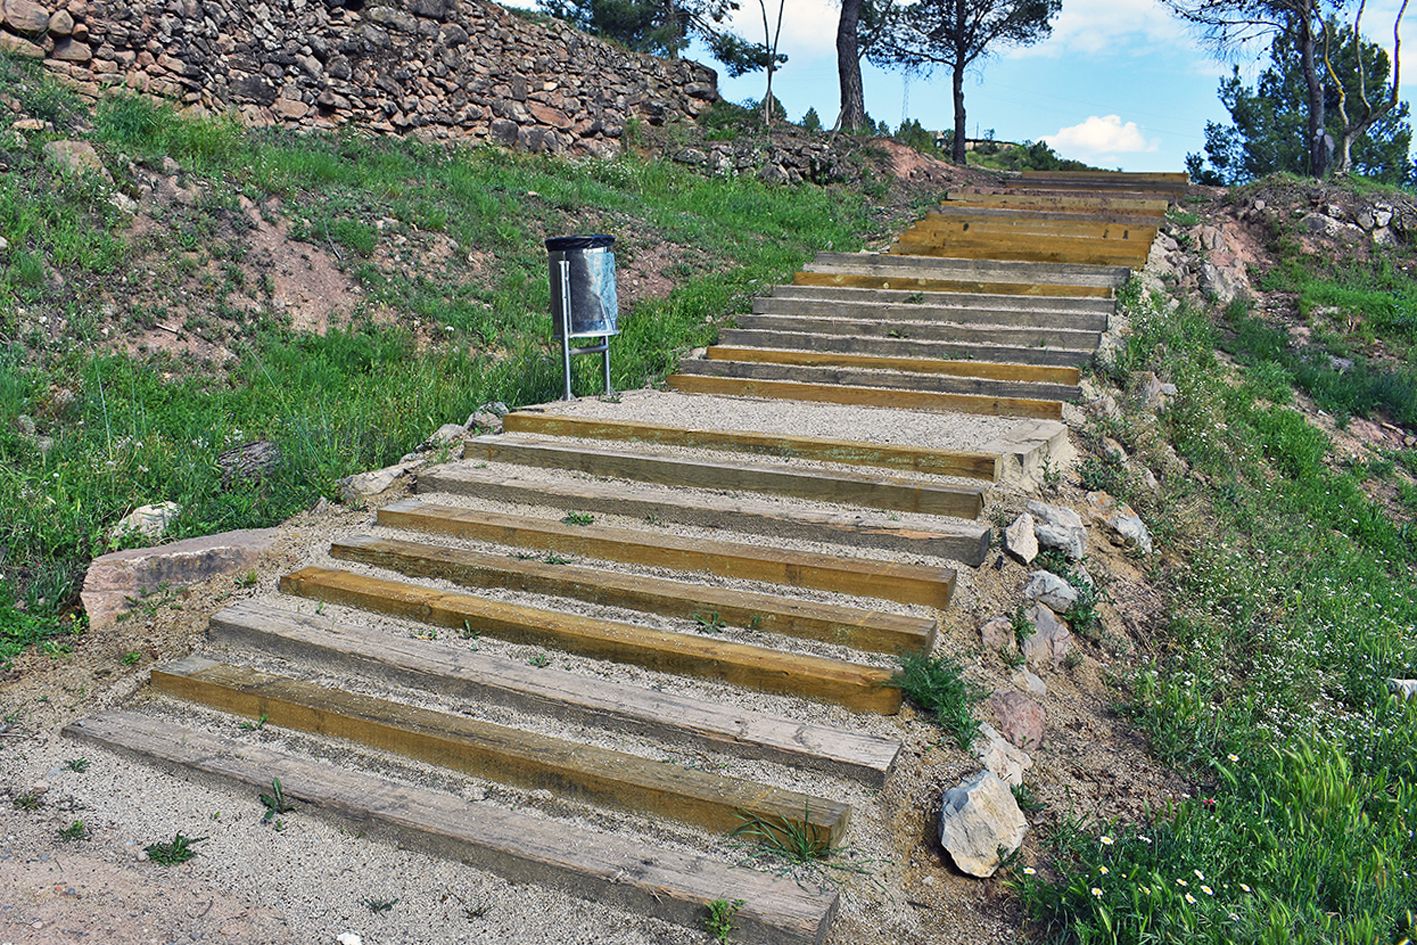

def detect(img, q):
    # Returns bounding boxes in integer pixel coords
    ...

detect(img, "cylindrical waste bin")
[546,235,619,339]
[546,234,619,399]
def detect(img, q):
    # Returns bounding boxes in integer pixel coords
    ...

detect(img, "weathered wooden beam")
[64,711,841,945]
[278,567,907,713]
[151,656,851,844]
[376,500,957,608]
[502,412,1003,480]
[331,534,941,653]
[704,345,1081,385]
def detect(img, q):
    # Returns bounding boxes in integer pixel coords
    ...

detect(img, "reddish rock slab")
[81,528,278,630]
[987,689,1045,751]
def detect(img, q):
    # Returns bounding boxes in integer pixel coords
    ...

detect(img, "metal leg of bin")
[558,260,573,401]
[602,336,612,395]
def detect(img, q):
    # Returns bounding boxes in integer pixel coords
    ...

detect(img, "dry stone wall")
[2,0,719,155]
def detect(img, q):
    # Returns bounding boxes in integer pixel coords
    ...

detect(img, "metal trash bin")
[546,234,619,399]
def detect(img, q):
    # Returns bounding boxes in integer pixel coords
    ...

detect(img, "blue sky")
[506,0,1413,172]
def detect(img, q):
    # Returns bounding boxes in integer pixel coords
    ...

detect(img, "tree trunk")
[951,61,967,164]
[1298,11,1328,177]
[835,0,867,132]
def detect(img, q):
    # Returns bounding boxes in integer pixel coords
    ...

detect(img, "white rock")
[0,235,8,253]
[424,422,467,448]
[1003,513,1038,564]
[1022,604,1074,672]
[1027,500,1086,560]
[337,461,417,504]
[937,770,1027,877]
[971,722,1032,786]
[1389,679,1417,701]
[1011,668,1047,697]
[110,501,181,541]
[1023,570,1078,612]
[336,934,363,945]
[108,191,138,214]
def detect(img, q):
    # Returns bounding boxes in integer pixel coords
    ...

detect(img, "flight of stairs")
[64,169,1186,945]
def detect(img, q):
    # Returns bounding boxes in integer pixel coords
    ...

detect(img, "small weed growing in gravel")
[464,903,490,920]
[748,614,762,630]
[12,791,43,811]
[1040,458,1063,495]
[362,897,399,914]
[732,808,830,864]
[1010,606,1036,647]
[893,653,982,750]
[527,652,551,668]
[459,620,480,642]
[643,513,666,526]
[704,897,745,943]
[238,712,269,732]
[259,777,294,823]
[542,552,573,565]
[1012,783,1046,814]
[65,757,89,772]
[145,832,204,865]
[121,651,142,666]
[693,610,726,633]
[235,570,259,589]
[560,511,594,526]
[57,819,87,842]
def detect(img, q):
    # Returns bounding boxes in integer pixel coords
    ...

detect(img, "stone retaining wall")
[1,0,718,155]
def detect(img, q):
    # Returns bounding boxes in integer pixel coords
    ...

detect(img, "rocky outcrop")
[19,0,717,157]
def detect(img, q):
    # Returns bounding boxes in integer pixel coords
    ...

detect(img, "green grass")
[0,60,874,666]
[1020,290,1417,945]
[145,832,204,865]
[893,652,982,750]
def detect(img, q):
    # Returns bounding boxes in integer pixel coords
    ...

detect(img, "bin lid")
[545,234,615,251]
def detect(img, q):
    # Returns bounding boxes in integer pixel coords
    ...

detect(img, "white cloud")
[726,0,842,63]
[1043,115,1160,160]
[1010,0,1186,58]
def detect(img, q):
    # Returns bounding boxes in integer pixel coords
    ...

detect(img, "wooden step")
[793,270,1114,299]
[888,236,1149,268]
[946,193,1168,214]
[376,500,957,608]
[151,656,851,845]
[705,345,1082,385]
[769,283,1115,314]
[907,217,1159,242]
[331,534,940,654]
[666,372,1064,421]
[808,251,1131,285]
[1021,169,1189,183]
[735,312,1102,349]
[65,711,840,945]
[502,411,1002,480]
[717,328,1094,368]
[926,205,1162,226]
[279,567,906,713]
[209,600,902,784]
[677,357,1079,402]
[751,295,1110,331]
[415,463,989,564]
[460,436,988,518]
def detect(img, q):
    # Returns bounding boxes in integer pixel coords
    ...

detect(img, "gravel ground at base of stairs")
[524,389,1029,452]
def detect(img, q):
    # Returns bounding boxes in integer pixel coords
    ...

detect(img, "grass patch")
[893,652,982,750]
[1019,289,1417,944]
[145,832,204,865]
[0,70,875,667]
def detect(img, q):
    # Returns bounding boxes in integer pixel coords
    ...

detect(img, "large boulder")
[2,0,52,34]
[1027,500,1086,560]
[81,529,278,630]
[937,770,1028,877]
